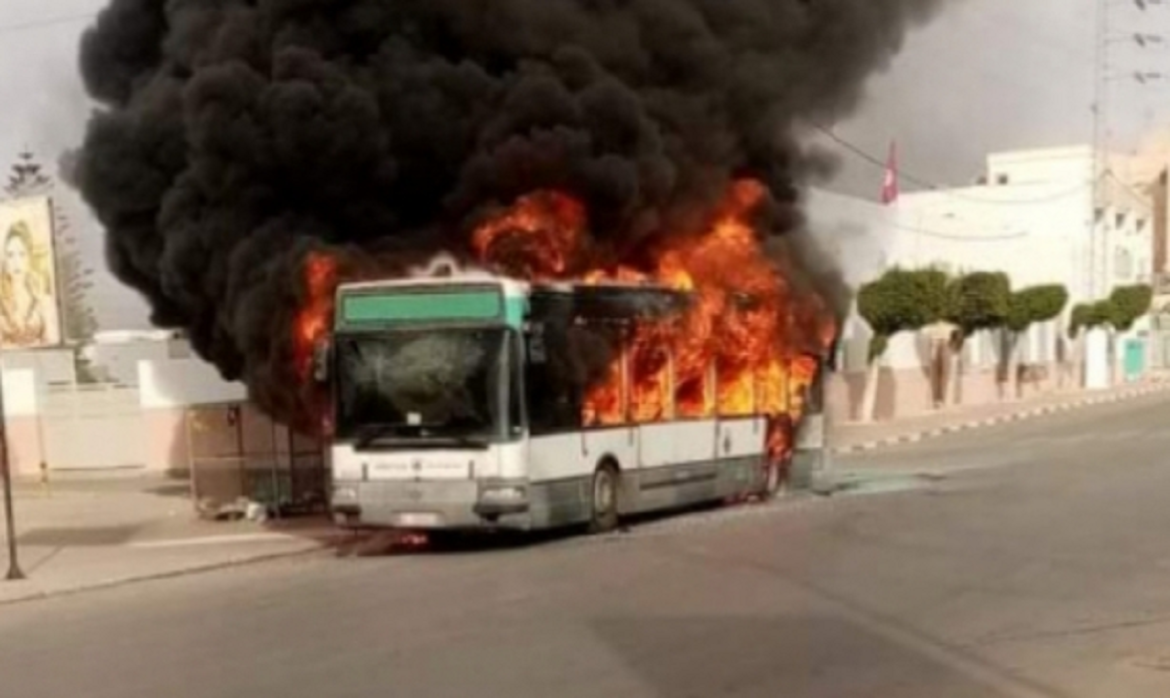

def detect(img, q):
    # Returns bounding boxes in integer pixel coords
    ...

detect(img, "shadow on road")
[592,615,1070,698]
[325,497,769,558]
[17,525,144,547]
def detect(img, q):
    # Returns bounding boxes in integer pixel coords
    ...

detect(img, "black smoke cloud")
[76,0,945,427]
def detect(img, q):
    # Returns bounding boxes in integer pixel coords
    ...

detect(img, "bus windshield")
[334,328,512,447]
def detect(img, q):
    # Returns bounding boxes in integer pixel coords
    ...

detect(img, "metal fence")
[186,404,328,518]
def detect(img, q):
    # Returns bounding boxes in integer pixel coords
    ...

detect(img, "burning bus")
[321,275,822,534]
[297,183,835,534]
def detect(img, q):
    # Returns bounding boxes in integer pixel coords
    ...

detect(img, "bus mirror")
[312,340,331,384]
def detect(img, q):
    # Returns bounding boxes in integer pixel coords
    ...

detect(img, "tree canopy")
[1007,284,1069,334]
[857,267,950,361]
[1068,284,1153,337]
[1108,284,1154,332]
[945,272,1010,343]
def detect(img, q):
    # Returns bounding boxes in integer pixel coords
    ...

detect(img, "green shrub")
[1108,284,1154,332]
[1007,285,1069,334]
[857,267,950,362]
[945,272,1010,344]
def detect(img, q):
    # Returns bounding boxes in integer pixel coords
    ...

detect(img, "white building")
[812,145,1156,422]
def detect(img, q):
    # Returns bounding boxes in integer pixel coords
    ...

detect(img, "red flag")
[881,140,899,205]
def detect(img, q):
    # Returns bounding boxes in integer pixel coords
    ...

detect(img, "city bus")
[320,276,803,534]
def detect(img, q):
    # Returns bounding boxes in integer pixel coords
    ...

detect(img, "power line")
[812,124,1090,205]
[1106,169,1155,204]
[889,222,1029,242]
[0,12,96,36]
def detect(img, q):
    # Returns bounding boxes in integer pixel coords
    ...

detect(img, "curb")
[0,541,328,608]
[832,382,1170,456]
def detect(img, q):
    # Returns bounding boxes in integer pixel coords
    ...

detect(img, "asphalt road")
[3,392,1170,698]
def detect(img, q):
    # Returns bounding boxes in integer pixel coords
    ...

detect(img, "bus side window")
[526,325,580,435]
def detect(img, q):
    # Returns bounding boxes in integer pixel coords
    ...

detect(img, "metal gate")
[40,383,146,471]
[1125,339,1147,382]
[186,404,328,518]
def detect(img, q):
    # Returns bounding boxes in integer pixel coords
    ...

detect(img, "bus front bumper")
[331,480,532,531]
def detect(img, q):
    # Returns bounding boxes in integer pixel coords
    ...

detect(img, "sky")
[0,0,1167,330]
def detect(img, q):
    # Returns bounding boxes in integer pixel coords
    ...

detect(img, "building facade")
[817,145,1156,423]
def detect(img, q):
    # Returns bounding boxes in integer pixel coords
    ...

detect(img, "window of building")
[1115,248,1133,281]
[1116,212,1127,229]
[997,174,1009,185]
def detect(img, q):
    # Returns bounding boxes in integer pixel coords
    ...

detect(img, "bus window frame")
[329,325,520,444]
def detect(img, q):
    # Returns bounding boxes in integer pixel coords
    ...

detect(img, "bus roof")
[530,282,692,321]
[337,276,692,299]
[337,276,528,296]
[335,275,694,326]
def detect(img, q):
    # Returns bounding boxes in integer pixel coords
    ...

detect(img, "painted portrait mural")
[0,197,61,349]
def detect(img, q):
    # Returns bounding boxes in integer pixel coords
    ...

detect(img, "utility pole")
[1092,0,1111,303]
[1092,0,1167,302]
[0,367,24,581]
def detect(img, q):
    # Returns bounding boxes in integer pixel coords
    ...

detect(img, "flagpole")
[881,140,899,206]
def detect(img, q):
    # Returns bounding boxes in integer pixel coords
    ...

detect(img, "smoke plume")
[76,0,945,427]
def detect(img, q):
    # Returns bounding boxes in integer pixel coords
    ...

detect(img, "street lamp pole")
[0,367,24,581]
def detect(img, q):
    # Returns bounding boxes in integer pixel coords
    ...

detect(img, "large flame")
[471,192,588,280]
[293,180,834,462]
[473,179,835,464]
[294,252,339,382]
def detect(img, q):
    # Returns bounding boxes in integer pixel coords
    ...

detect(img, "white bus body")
[326,277,783,533]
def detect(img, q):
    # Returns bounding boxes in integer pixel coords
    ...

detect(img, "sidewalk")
[0,477,340,605]
[831,375,1170,455]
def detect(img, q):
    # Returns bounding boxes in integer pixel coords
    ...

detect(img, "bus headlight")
[333,487,359,502]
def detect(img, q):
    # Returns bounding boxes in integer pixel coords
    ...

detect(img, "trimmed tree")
[943,272,1010,405]
[1003,284,1069,398]
[1068,292,1147,388]
[1107,284,1154,333]
[1106,283,1154,384]
[856,267,949,422]
[1068,301,1112,339]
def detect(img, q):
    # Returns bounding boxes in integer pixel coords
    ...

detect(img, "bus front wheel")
[588,464,621,535]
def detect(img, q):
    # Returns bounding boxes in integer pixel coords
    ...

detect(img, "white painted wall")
[1,369,38,416]
[986,146,1094,187]
[138,358,247,408]
[1084,329,1110,390]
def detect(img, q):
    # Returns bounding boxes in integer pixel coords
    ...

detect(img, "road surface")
[2,392,1170,697]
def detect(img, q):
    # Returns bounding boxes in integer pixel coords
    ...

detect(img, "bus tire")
[759,461,783,501]
[588,462,621,535]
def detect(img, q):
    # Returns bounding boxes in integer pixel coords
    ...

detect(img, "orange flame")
[294,252,339,381]
[473,179,834,464]
[471,192,588,280]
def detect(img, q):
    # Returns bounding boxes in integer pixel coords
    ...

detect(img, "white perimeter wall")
[139,358,247,408]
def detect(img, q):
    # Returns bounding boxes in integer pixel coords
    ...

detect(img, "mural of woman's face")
[4,234,30,281]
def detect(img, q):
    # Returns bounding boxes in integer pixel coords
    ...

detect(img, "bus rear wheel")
[588,464,621,535]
